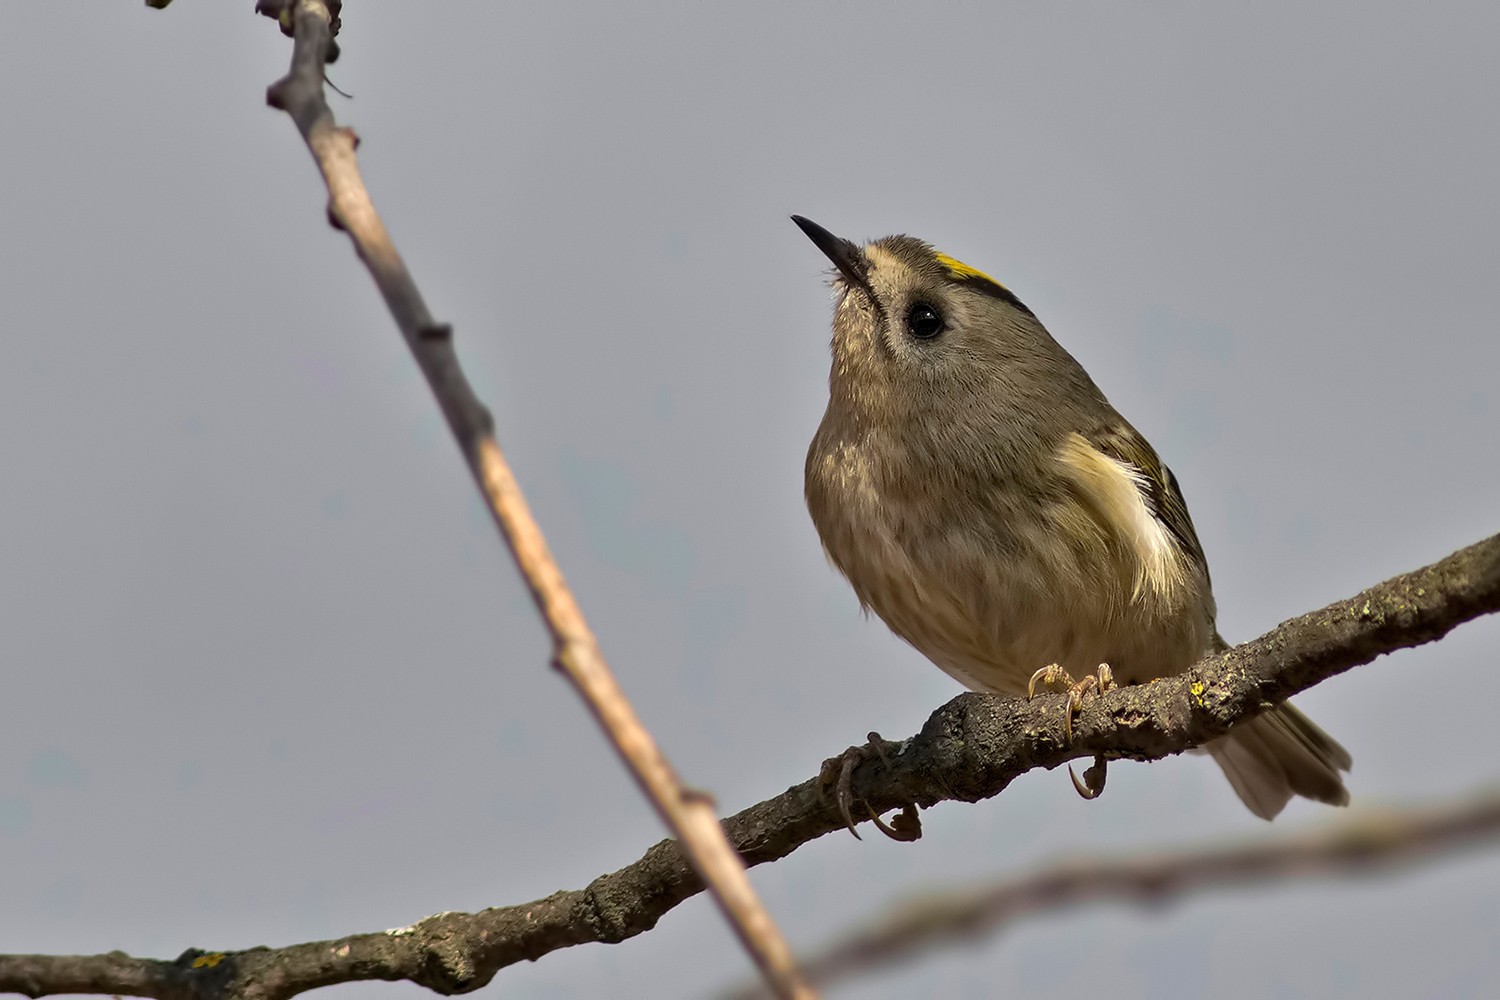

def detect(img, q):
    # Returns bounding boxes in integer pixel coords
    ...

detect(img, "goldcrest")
[795,216,1349,820]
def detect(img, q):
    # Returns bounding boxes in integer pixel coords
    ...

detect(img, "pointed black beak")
[791,215,872,295]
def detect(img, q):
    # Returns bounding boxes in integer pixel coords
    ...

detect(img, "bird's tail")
[1206,702,1352,820]
[1201,632,1352,820]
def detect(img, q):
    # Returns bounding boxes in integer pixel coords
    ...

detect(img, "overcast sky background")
[2,3,1498,998]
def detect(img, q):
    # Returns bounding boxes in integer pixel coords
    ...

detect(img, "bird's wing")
[1082,421,1210,585]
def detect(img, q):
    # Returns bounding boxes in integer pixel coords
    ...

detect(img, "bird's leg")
[1028,663,1116,801]
[817,731,918,841]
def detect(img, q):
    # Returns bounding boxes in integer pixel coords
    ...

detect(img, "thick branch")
[721,785,1500,999]
[250,2,811,996]
[4,533,1495,1000]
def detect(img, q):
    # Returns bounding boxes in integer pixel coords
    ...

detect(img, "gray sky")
[2,3,1498,998]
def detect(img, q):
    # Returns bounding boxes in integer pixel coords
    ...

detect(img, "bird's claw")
[867,801,923,841]
[1026,663,1073,701]
[824,752,861,839]
[818,732,919,841]
[1027,663,1115,801]
[1026,662,1115,741]
[1068,755,1108,800]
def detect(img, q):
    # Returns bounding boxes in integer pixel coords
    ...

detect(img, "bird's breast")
[806,432,1211,696]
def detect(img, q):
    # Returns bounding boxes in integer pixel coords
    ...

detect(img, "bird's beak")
[792,215,873,296]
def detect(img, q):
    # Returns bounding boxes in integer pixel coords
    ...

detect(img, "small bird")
[794,215,1350,822]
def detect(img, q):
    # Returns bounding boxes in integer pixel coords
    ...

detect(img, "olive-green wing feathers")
[1084,421,1209,584]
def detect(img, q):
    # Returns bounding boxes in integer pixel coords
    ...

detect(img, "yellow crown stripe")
[934,252,1010,291]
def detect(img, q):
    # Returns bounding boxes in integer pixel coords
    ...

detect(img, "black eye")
[905,302,944,340]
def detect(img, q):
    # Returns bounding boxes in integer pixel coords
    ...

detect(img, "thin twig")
[249,2,811,998]
[3,532,1496,999]
[719,786,1500,998]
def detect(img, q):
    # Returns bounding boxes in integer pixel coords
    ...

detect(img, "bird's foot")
[1026,662,1115,741]
[818,732,920,841]
[1027,663,1115,801]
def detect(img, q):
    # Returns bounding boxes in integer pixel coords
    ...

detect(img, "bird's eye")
[905,302,944,340]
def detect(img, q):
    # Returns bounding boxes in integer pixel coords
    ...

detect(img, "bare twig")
[248,2,811,998]
[720,786,1500,998]
[3,533,1496,1000]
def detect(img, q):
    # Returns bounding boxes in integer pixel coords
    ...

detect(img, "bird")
[793,215,1350,823]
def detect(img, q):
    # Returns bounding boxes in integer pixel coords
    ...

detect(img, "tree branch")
[720,784,1500,999]
[248,2,813,996]
[3,533,1495,999]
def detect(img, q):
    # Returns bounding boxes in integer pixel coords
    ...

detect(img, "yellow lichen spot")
[1416,588,1425,596]
[1189,681,1207,707]
[192,953,225,969]
[934,252,1010,291]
